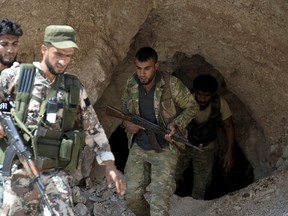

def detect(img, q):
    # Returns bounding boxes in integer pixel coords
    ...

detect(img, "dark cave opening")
[168,53,255,199]
[109,125,254,200]
[109,126,129,173]
[174,141,254,200]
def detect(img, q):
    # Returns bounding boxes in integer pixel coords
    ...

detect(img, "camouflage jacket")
[121,71,199,148]
[0,62,114,165]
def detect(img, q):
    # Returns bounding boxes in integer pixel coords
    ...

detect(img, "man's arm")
[103,160,126,195]
[170,76,199,129]
[79,87,126,195]
[0,65,19,100]
[223,116,235,171]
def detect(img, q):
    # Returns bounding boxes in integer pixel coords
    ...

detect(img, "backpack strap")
[15,64,36,122]
[62,72,81,131]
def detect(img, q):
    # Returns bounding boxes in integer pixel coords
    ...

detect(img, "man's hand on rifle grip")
[164,122,176,143]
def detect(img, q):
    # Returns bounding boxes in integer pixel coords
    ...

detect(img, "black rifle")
[105,105,202,152]
[0,111,55,216]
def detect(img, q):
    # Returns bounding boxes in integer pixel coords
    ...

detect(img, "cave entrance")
[108,52,256,200]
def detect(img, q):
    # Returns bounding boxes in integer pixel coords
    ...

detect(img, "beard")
[45,57,66,76]
[0,55,16,67]
[139,76,154,86]
[195,98,211,110]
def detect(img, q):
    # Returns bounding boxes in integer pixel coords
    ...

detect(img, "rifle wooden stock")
[105,105,133,122]
[0,111,55,216]
[105,105,202,151]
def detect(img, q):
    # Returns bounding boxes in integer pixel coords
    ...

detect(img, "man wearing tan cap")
[0,25,125,215]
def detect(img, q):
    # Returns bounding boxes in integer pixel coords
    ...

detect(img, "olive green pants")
[175,141,217,199]
[125,144,179,216]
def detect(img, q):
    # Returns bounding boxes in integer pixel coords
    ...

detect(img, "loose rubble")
[72,178,134,216]
[72,171,288,216]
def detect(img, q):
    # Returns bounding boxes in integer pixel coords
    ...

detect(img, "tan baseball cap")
[44,25,79,49]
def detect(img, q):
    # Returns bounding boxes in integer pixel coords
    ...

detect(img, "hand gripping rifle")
[105,105,202,152]
[0,111,55,216]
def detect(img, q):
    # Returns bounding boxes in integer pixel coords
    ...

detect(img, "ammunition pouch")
[37,131,62,159]
[35,130,84,171]
[61,130,85,171]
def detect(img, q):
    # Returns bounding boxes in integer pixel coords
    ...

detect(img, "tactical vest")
[14,63,84,170]
[187,94,222,146]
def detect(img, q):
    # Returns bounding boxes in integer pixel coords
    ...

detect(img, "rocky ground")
[73,178,133,216]
[73,170,288,216]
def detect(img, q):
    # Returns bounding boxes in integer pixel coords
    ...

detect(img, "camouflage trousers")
[175,141,217,200]
[125,143,179,216]
[1,165,74,216]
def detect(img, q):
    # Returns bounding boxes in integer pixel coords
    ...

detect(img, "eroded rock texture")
[2,0,288,215]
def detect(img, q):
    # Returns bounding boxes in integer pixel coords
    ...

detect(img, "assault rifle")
[0,111,55,216]
[105,105,202,152]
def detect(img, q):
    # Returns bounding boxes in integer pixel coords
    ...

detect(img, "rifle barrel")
[105,105,202,152]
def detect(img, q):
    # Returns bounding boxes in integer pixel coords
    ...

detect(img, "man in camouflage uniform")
[0,25,125,215]
[121,47,199,216]
[176,74,235,199]
[0,18,23,210]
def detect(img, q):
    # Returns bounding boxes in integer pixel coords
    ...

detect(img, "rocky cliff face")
[2,0,288,215]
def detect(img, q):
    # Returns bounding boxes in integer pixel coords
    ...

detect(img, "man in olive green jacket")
[121,47,199,216]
